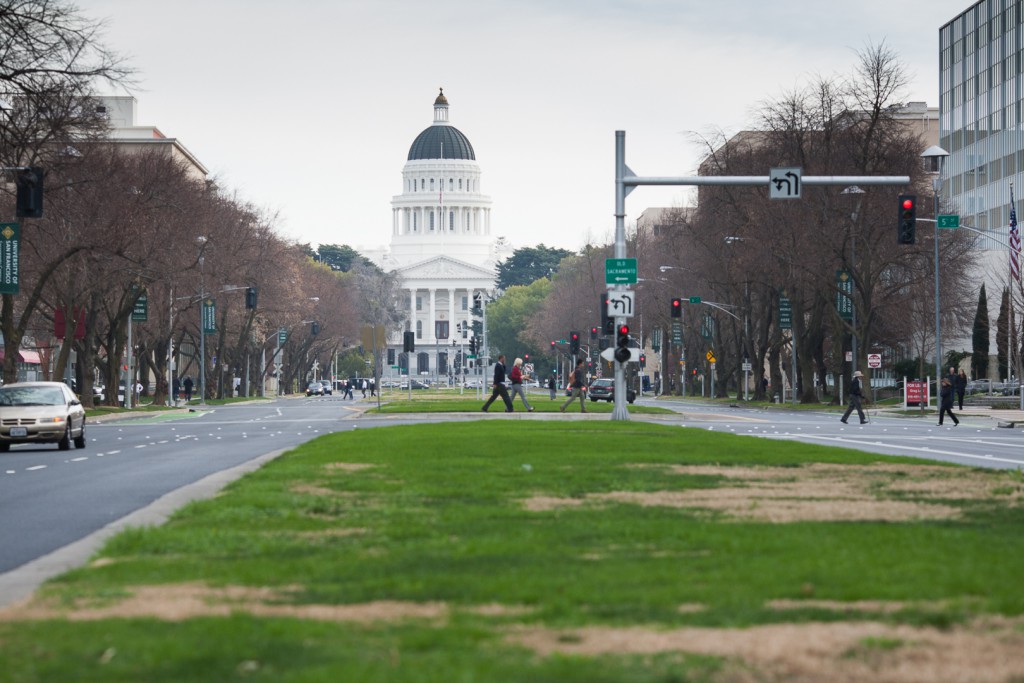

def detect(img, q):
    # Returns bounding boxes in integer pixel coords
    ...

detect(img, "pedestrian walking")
[840,370,867,424]
[560,359,587,413]
[345,380,354,400]
[182,375,194,402]
[937,377,959,426]
[370,379,376,397]
[481,354,513,412]
[956,369,967,410]
[508,358,534,412]
[361,378,368,398]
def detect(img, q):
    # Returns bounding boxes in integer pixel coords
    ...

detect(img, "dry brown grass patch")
[521,463,1018,523]
[506,617,1024,683]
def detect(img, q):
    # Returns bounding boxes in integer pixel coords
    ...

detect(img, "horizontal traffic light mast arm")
[918,218,1016,250]
[623,175,910,187]
[697,300,742,321]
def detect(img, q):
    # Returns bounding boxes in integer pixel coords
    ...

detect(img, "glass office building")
[940,0,1024,250]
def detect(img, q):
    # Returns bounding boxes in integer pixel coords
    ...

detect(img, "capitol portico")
[370,90,510,379]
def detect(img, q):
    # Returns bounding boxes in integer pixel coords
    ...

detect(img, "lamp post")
[196,236,208,405]
[921,145,949,403]
[841,186,865,376]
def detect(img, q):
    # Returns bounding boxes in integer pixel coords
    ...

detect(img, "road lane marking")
[26,465,46,471]
[70,457,88,462]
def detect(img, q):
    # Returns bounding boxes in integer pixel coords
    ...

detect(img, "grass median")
[2,421,1023,682]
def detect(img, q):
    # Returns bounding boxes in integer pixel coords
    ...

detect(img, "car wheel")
[74,420,86,449]
[0,443,9,452]
[58,424,72,451]
[590,397,597,402]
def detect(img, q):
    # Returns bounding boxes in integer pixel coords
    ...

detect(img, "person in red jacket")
[508,357,534,412]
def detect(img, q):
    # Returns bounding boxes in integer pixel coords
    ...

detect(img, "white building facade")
[373,90,510,380]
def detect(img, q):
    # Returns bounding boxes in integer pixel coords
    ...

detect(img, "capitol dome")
[406,88,475,161]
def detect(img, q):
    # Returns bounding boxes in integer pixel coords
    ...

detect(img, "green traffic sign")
[132,294,148,322]
[937,214,960,229]
[605,258,637,285]
[779,296,792,330]
[688,296,701,304]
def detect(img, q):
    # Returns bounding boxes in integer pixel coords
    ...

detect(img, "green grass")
[368,390,669,414]
[3,421,1022,682]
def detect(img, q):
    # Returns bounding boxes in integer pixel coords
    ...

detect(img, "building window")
[449,178,454,191]
[461,296,468,311]
[420,178,425,190]
[417,352,429,374]
[416,296,422,311]
[416,320,422,338]
[459,178,463,190]
[449,211,455,230]
[429,211,435,231]
[435,321,449,339]
[430,178,435,192]
[412,213,417,231]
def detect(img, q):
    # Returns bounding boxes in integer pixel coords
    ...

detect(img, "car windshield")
[0,386,65,406]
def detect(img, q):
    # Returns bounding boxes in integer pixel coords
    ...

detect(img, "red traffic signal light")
[524,353,529,361]
[550,341,556,348]
[898,194,916,245]
[902,197,914,210]
[618,324,629,337]
[671,298,682,318]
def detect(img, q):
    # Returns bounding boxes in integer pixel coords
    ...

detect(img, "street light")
[196,236,208,405]
[841,185,865,375]
[921,145,949,402]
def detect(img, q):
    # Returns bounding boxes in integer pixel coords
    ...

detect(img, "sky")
[84,0,972,254]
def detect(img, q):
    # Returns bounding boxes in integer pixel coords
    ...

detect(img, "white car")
[0,381,87,451]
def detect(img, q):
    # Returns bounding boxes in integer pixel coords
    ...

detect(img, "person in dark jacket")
[938,377,959,426]
[956,369,968,410]
[559,359,587,413]
[481,355,513,412]
[840,370,867,424]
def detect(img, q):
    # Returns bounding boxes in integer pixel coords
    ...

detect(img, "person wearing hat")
[840,370,867,424]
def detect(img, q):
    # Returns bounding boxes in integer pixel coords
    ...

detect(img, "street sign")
[688,296,701,304]
[867,353,882,369]
[671,320,682,345]
[605,258,637,285]
[779,296,792,329]
[937,214,960,229]
[700,314,714,341]
[742,362,752,371]
[769,166,802,199]
[706,350,716,363]
[606,291,635,318]
[278,327,287,345]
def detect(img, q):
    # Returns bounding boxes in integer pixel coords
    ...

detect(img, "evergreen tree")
[495,245,572,290]
[997,287,1009,381]
[971,283,989,379]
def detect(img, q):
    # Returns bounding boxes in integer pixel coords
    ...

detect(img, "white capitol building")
[366,89,511,377]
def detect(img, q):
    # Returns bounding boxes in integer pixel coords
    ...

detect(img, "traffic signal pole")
[614,131,910,418]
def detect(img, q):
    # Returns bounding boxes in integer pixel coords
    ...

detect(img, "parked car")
[320,380,333,396]
[0,381,87,451]
[306,381,324,397]
[588,378,636,403]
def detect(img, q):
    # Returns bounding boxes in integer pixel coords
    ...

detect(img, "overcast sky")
[85,0,970,254]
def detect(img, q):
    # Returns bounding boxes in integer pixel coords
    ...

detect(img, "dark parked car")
[588,378,635,403]
[306,381,324,397]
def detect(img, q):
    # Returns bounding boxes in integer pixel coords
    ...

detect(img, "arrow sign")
[769,167,802,199]
[606,291,635,318]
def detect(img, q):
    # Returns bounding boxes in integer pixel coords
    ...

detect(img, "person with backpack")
[559,359,587,413]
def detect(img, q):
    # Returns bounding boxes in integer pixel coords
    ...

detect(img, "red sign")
[905,380,928,406]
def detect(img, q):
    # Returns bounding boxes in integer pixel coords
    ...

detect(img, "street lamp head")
[920,145,949,160]
[309,297,320,302]
[841,185,865,195]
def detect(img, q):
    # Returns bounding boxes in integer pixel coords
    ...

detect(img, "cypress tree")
[971,284,989,379]
[997,287,1009,381]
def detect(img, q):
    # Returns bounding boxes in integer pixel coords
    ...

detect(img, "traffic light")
[590,326,598,339]
[550,340,556,350]
[15,166,44,218]
[311,321,320,336]
[404,330,415,352]
[639,353,646,369]
[898,194,916,245]
[671,298,682,318]
[569,331,580,356]
[614,324,631,363]
[245,287,258,309]
[601,294,613,335]
[524,353,529,362]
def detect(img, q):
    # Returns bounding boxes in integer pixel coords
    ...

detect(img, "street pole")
[199,253,206,406]
[921,146,949,408]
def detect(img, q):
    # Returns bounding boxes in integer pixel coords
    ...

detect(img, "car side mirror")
[70,398,81,406]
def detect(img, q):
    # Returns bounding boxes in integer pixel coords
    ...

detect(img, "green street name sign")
[278,327,288,345]
[688,296,702,304]
[937,214,960,229]
[605,258,637,285]
[836,270,853,321]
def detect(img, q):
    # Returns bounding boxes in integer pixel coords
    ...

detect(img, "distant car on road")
[306,381,324,397]
[0,381,87,451]
[588,378,635,403]
[320,380,333,396]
